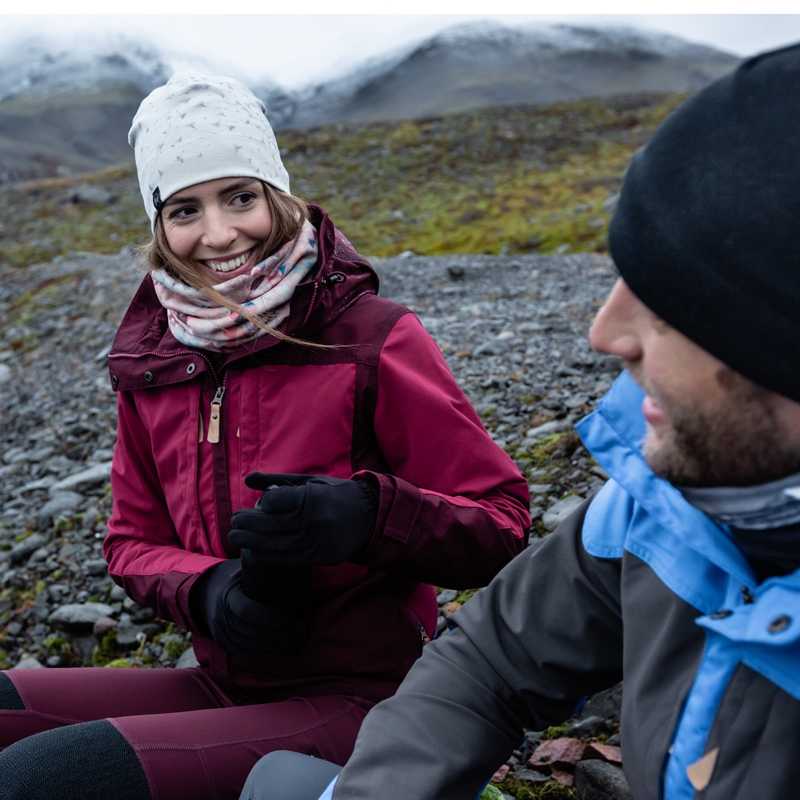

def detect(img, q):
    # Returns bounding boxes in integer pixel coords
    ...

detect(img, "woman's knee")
[0,719,151,800]
[240,751,341,800]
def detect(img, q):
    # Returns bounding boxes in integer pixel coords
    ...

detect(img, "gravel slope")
[0,248,621,667]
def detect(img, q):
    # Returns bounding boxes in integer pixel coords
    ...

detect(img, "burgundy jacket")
[105,206,531,704]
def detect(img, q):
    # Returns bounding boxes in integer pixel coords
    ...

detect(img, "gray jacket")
[330,373,800,800]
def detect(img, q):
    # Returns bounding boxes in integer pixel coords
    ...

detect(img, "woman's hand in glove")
[189,559,307,660]
[228,473,379,567]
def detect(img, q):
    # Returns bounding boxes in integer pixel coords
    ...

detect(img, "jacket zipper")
[207,380,227,444]
[417,621,431,646]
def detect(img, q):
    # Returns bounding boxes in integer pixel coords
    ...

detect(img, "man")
[241,42,800,800]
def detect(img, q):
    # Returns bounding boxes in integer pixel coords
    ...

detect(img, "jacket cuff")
[352,470,423,551]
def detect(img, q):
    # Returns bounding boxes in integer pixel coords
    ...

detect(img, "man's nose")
[589,278,643,360]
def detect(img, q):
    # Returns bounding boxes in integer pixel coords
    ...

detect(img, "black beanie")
[608,42,800,403]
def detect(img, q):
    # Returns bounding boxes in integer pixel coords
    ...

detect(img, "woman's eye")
[168,206,196,221]
[232,192,257,206]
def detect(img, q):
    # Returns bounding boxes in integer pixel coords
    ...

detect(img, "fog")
[1,13,800,89]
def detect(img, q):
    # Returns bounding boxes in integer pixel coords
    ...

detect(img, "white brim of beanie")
[139,134,291,232]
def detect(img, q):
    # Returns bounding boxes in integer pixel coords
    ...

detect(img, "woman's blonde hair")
[144,182,319,347]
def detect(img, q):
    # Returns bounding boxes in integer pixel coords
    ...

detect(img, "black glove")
[228,473,379,567]
[189,559,307,660]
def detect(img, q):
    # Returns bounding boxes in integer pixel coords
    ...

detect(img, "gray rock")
[567,715,609,739]
[516,768,550,783]
[13,656,44,669]
[48,602,115,633]
[525,420,572,440]
[72,185,114,205]
[84,559,108,576]
[580,682,623,724]
[49,462,112,495]
[9,533,48,565]
[47,583,72,602]
[116,612,160,647]
[0,364,10,383]
[93,616,118,638]
[542,495,586,532]
[17,476,58,495]
[43,455,78,476]
[176,646,200,669]
[109,584,127,601]
[602,194,620,214]
[9,446,55,464]
[28,546,49,563]
[38,491,84,530]
[473,339,509,357]
[70,634,98,665]
[574,760,632,800]
[437,589,458,605]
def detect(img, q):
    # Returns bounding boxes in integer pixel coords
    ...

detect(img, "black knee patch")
[0,673,24,710]
[240,751,342,800]
[0,719,151,800]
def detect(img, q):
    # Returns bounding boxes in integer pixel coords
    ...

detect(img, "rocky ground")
[0,248,626,798]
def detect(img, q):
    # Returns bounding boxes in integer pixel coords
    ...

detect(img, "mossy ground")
[0,92,686,269]
[485,780,578,799]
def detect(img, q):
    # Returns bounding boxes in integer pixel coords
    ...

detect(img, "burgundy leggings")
[0,667,375,800]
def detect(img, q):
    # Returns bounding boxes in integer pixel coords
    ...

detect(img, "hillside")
[0,91,686,269]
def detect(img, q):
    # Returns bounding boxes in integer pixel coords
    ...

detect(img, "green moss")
[104,658,133,668]
[540,725,569,740]
[162,637,190,660]
[43,634,71,657]
[92,630,118,666]
[53,518,69,534]
[494,779,578,799]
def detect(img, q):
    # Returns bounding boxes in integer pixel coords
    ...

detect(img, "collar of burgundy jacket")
[108,205,379,392]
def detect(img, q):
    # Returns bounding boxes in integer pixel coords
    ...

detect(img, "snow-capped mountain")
[0,22,740,184]
[268,22,740,129]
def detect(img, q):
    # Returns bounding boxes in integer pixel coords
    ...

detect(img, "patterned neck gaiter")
[151,219,319,352]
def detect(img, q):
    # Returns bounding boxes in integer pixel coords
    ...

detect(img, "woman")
[0,72,531,800]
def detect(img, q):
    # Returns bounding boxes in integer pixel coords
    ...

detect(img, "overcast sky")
[2,12,800,89]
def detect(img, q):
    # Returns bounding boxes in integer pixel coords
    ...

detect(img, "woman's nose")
[589,278,644,361]
[201,209,237,250]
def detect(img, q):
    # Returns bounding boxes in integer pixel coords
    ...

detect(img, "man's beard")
[629,364,800,488]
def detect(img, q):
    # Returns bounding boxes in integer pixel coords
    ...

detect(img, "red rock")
[549,768,574,786]
[491,765,510,783]
[529,738,585,770]
[584,743,623,764]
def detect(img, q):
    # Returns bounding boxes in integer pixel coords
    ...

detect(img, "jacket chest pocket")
[229,363,360,512]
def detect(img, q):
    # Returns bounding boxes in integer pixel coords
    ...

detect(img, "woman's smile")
[200,247,257,280]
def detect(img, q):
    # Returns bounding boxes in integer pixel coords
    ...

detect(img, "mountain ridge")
[0,22,739,185]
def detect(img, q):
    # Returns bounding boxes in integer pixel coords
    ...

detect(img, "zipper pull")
[417,621,431,646]
[207,386,226,444]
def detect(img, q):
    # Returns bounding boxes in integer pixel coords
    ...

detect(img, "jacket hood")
[108,206,379,392]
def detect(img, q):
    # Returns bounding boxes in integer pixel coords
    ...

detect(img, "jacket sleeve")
[333,500,623,800]
[104,389,225,632]
[354,313,531,588]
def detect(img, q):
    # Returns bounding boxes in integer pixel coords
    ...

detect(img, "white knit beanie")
[129,72,290,231]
